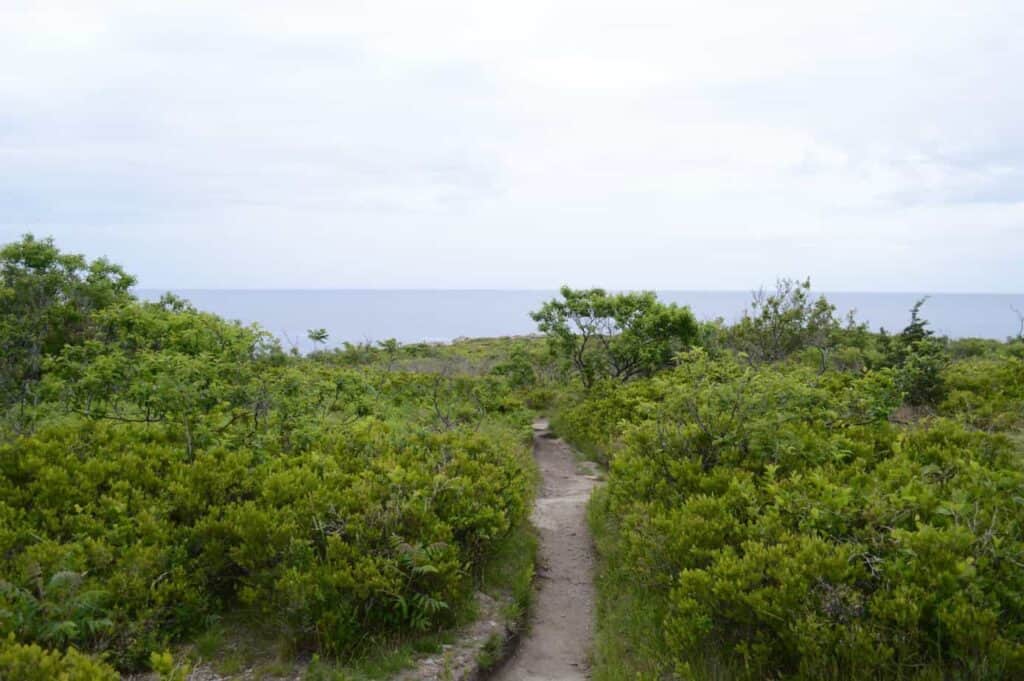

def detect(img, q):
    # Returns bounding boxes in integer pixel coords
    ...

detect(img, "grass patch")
[588,486,668,681]
[184,628,459,681]
[475,633,504,671]
[480,517,539,625]
[193,624,225,660]
[320,634,446,680]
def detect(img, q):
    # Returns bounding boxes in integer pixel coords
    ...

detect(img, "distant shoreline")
[135,289,1024,344]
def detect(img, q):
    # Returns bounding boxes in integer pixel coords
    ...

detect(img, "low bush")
[588,351,1024,680]
[0,635,118,680]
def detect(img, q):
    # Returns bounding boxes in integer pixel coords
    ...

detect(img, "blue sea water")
[136,290,1024,349]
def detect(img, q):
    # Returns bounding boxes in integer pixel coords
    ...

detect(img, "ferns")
[389,537,452,631]
[0,572,112,650]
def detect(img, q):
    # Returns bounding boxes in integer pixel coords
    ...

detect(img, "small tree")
[0,234,135,410]
[896,340,947,406]
[730,278,840,365]
[899,298,932,346]
[307,328,329,352]
[531,286,698,388]
[886,298,947,406]
[377,338,400,370]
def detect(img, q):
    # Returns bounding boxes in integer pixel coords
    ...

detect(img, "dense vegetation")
[542,281,1024,680]
[3,236,1022,680]
[0,236,537,677]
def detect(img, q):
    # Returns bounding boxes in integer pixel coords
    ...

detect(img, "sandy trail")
[494,419,599,681]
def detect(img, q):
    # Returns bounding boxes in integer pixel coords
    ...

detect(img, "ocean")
[135,289,1024,349]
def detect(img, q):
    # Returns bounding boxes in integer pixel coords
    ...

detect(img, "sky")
[1,1,1022,292]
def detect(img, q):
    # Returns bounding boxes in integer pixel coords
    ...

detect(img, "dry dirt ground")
[492,420,600,681]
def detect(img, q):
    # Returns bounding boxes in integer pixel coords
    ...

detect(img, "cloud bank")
[1,1,1022,291]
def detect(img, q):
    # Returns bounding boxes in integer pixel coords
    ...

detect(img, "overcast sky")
[1,1,1022,291]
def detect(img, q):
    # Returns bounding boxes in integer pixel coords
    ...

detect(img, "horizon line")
[133,287,1024,296]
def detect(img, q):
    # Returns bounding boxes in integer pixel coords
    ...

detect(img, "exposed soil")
[492,420,600,681]
[394,591,515,681]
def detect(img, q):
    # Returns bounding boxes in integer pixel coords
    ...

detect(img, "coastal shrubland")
[4,236,1022,680]
[540,283,1024,680]
[0,236,536,676]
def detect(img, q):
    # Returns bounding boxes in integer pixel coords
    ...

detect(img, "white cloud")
[0,0,1022,291]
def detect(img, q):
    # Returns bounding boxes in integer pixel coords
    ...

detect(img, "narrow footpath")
[494,419,600,681]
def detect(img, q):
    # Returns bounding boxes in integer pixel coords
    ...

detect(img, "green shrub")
[728,278,840,364]
[896,337,948,406]
[942,355,1024,430]
[590,350,1024,680]
[550,379,655,464]
[0,635,118,680]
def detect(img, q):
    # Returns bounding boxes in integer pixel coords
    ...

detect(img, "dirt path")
[494,419,600,681]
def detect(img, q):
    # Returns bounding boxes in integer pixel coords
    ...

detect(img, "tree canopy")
[531,286,698,388]
[729,277,841,364]
[0,235,135,410]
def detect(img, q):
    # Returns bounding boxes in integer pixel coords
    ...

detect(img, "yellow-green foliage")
[588,350,1024,680]
[0,634,118,680]
[551,379,655,465]
[942,355,1024,430]
[0,374,532,670]
[0,238,536,672]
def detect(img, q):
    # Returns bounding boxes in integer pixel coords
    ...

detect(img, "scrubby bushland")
[941,354,1024,430]
[538,285,1024,680]
[0,236,536,674]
